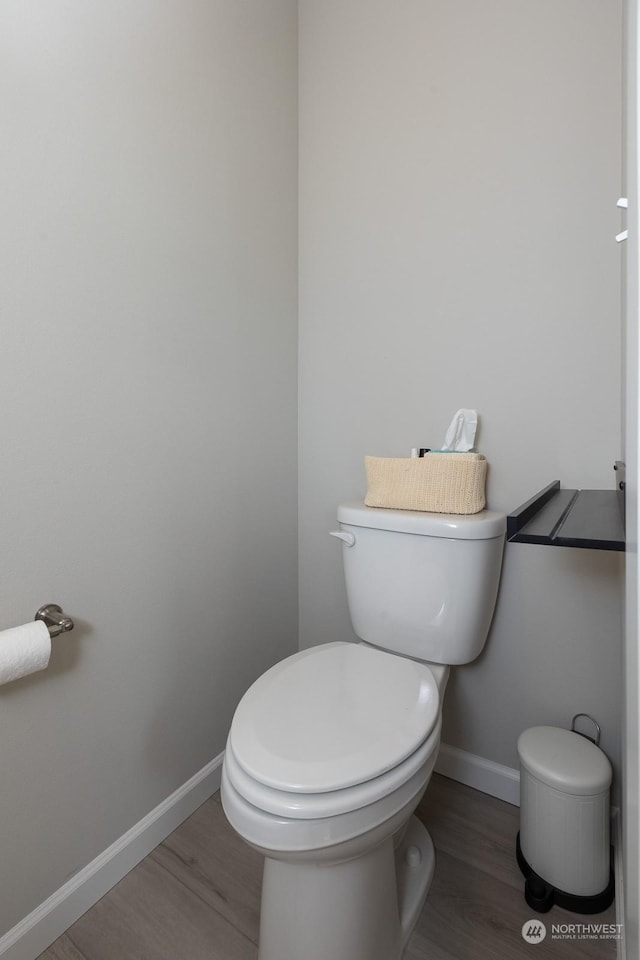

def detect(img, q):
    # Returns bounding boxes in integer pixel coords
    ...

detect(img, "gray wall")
[0,0,298,937]
[299,0,624,779]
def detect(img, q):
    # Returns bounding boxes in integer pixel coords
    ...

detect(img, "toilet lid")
[229,642,440,794]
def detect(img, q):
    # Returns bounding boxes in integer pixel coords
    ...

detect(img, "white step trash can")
[516,715,614,914]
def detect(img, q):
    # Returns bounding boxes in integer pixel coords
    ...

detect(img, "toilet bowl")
[221,641,448,960]
[221,501,506,960]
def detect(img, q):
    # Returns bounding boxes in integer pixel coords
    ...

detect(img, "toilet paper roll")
[0,620,51,686]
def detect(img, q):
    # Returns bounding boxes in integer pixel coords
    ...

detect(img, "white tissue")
[441,409,478,452]
[0,620,51,685]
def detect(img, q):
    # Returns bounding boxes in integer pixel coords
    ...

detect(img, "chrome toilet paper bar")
[35,604,74,638]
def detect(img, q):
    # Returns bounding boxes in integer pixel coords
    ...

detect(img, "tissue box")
[364,453,487,515]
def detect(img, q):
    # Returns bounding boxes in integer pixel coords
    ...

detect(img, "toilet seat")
[228,641,441,814]
[224,715,442,820]
[221,731,440,854]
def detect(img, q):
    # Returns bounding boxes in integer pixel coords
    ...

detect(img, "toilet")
[221,500,506,960]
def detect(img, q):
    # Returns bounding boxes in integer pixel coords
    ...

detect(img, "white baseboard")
[435,742,520,806]
[0,752,224,960]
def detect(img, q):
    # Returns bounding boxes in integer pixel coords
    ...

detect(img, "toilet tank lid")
[337,501,506,539]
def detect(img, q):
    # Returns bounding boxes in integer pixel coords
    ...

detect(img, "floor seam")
[149,845,259,948]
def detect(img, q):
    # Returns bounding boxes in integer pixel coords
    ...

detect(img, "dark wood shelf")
[507,479,625,552]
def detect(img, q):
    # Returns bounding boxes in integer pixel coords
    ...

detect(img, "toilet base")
[257,815,435,960]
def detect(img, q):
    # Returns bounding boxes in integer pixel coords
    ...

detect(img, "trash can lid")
[517,726,612,796]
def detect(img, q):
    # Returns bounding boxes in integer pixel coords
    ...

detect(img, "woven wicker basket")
[364,453,487,515]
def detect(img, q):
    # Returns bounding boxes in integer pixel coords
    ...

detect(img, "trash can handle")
[571,713,601,746]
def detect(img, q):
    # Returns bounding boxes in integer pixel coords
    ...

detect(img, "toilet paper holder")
[35,604,74,638]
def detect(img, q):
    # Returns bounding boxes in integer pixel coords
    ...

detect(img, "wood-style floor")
[37,774,618,960]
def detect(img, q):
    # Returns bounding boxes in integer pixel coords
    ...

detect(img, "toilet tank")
[335,501,506,665]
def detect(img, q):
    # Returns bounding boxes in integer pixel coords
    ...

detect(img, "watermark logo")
[550,922,623,941]
[522,920,547,944]
[521,919,624,944]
